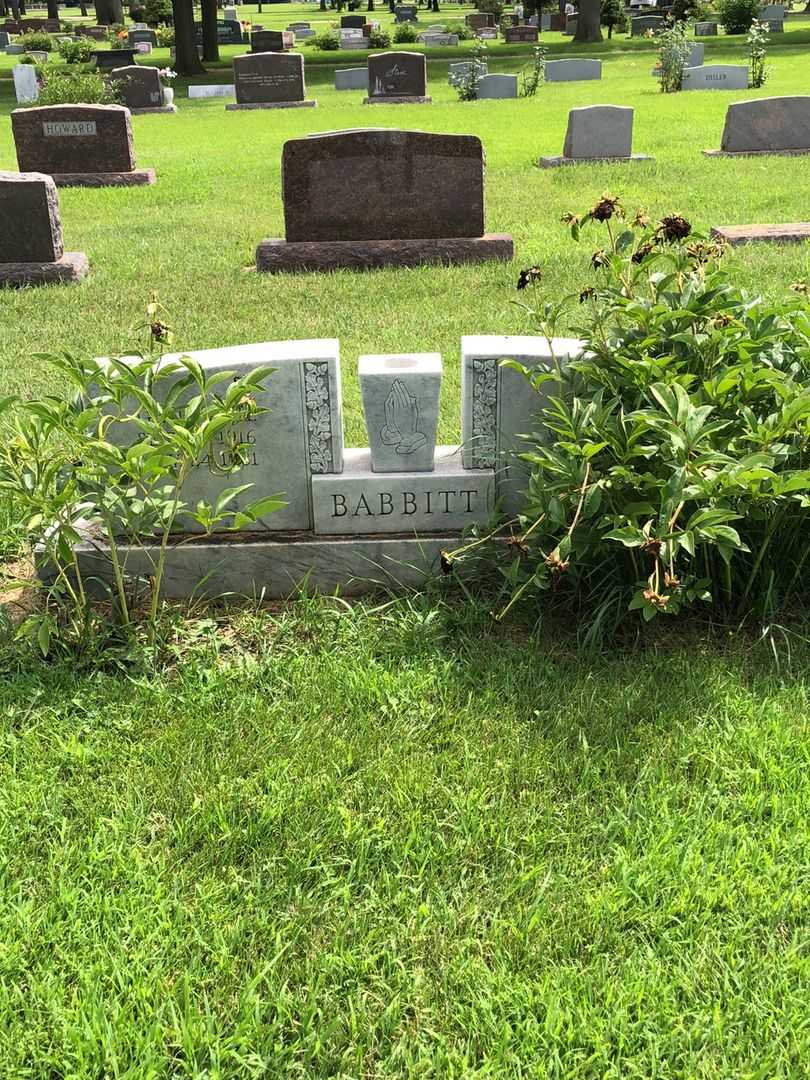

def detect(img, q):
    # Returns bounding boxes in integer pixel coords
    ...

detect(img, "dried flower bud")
[643,587,670,608]
[631,241,656,264]
[579,287,596,303]
[150,320,172,344]
[545,548,569,572]
[517,265,542,290]
[641,537,661,558]
[591,192,623,223]
[656,214,692,243]
[591,249,610,270]
[791,280,809,295]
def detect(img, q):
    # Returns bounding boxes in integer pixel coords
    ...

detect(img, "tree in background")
[601,0,624,36]
[171,0,204,73]
[573,0,603,41]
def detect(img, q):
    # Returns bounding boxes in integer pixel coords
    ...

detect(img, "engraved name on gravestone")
[108,341,344,532]
[719,96,810,153]
[682,64,749,90]
[282,130,485,242]
[366,51,427,100]
[229,52,313,108]
[110,65,164,111]
[12,105,137,175]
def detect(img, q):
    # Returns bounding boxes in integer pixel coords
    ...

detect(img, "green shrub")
[36,69,120,106]
[748,18,769,86]
[17,30,54,52]
[718,0,759,33]
[478,0,505,16]
[450,21,475,39]
[601,0,627,35]
[368,27,391,46]
[310,28,340,49]
[657,19,692,92]
[156,26,174,46]
[58,37,96,64]
[448,197,810,631]
[143,0,172,24]
[393,20,418,42]
[520,43,547,97]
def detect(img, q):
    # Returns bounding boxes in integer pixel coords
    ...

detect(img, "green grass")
[0,602,809,1075]
[2,34,810,1076]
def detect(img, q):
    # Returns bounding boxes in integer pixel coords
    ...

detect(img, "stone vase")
[359,354,442,473]
[163,86,174,106]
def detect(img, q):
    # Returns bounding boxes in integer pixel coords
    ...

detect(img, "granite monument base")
[710,223,810,245]
[363,95,432,105]
[256,234,514,272]
[539,153,654,168]
[225,99,317,110]
[48,168,156,187]
[703,147,810,158]
[38,528,461,599]
[0,252,89,287]
[129,104,177,115]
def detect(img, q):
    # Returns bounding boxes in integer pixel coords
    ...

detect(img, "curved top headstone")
[720,95,810,152]
[281,129,485,242]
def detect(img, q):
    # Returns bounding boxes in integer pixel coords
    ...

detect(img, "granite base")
[703,148,810,158]
[37,529,461,599]
[710,223,810,245]
[0,252,90,287]
[363,95,432,105]
[539,153,653,168]
[256,234,514,272]
[50,168,156,187]
[225,99,317,110]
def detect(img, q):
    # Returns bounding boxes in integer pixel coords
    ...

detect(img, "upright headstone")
[503,24,538,42]
[465,11,494,28]
[196,19,244,44]
[224,6,239,23]
[227,52,316,109]
[545,59,602,82]
[0,31,11,47]
[250,29,293,52]
[705,96,810,155]
[12,63,39,103]
[540,105,654,166]
[335,66,367,90]
[91,47,137,68]
[564,16,577,33]
[631,14,664,33]
[476,74,518,99]
[341,14,366,27]
[448,60,487,85]
[110,65,173,114]
[0,171,89,285]
[127,28,157,47]
[11,104,156,187]
[475,27,498,39]
[394,5,418,21]
[365,51,430,104]
[695,20,718,34]
[682,64,749,90]
[255,129,513,272]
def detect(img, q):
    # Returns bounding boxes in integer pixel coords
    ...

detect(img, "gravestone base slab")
[39,528,461,599]
[48,168,156,187]
[0,252,90,287]
[703,147,810,158]
[363,95,432,105]
[539,153,653,168]
[225,99,317,110]
[710,223,810,245]
[129,104,177,115]
[256,234,514,272]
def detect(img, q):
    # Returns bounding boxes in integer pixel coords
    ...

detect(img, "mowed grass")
[1,602,810,1076]
[1,44,810,440]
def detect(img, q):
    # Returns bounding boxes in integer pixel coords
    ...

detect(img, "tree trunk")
[172,0,205,73]
[78,0,87,13]
[46,0,58,19]
[573,0,602,41]
[201,0,219,60]
[9,0,20,16]
[0,0,8,17]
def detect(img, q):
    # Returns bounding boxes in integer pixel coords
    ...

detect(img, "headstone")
[27,50,48,63]
[0,171,89,285]
[135,42,153,55]
[11,104,156,187]
[503,24,538,42]
[564,16,577,33]
[709,96,810,155]
[227,52,315,109]
[250,29,293,52]
[0,31,10,47]
[195,19,244,44]
[652,41,703,75]
[631,13,664,33]
[110,65,173,114]
[710,223,810,245]
[465,11,494,28]
[544,58,602,82]
[224,6,239,23]
[359,354,441,473]
[394,5,418,21]
[549,12,565,30]
[5,44,24,55]
[341,14,366,27]
[759,4,785,17]
[188,83,235,98]
[335,66,368,90]
[419,32,458,45]
[540,13,551,29]
[127,28,157,47]
[91,48,137,69]
[12,63,39,104]
[540,105,654,165]
[476,74,518,99]
[255,129,513,272]
[695,20,718,34]
[294,28,316,39]
[682,64,748,90]
[287,21,311,30]
[366,51,430,104]
[761,17,783,30]
[475,27,498,39]
[448,60,487,85]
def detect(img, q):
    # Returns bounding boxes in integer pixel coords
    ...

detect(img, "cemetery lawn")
[2,35,810,1078]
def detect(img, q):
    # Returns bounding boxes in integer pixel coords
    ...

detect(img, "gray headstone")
[682,64,749,90]
[476,74,518,99]
[759,4,785,17]
[476,27,498,39]
[233,51,306,105]
[110,65,163,110]
[13,64,39,104]
[448,60,487,85]
[367,51,426,98]
[335,67,367,90]
[359,353,441,473]
[631,13,664,33]
[563,105,634,159]
[127,28,157,47]
[564,16,577,33]
[545,59,602,82]
[281,129,486,242]
[0,170,63,263]
[694,20,718,34]
[0,31,10,47]
[188,84,235,98]
[720,95,810,152]
[6,44,25,55]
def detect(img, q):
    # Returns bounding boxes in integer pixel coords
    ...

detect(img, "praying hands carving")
[380,379,427,455]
